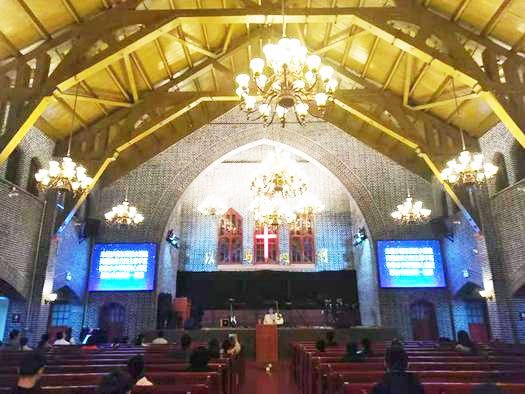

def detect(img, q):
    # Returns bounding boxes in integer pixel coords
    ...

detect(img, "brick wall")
[479,123,525,342]
[90,108,449,339]
[172,144,354,272]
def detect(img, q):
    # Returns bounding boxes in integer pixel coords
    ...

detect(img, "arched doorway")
[99,303,126,342]
[410,300,439,340]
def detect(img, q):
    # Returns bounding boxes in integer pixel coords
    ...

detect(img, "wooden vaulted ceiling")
[0,0,525,231]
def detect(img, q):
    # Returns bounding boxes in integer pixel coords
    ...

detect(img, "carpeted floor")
[238,361,300,394]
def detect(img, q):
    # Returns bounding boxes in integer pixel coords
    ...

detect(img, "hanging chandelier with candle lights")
[251,150,307,199]
[391,190,432,225]
[105,199,144,226]
[197,195,228,217]
[35,86,93,195]
[234,0,337,127]
[440,81,498,187]
[250,195,297,230]
[292,192,325,230]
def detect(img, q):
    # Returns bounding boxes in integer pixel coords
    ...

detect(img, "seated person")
[4,330,20,349]
[97,369,134,394]
[341,342,365,362]
[170,333,192,360]
[227,334,242,356]
[37,334,51,351]
[455,330,477,355]
[208,338,221,359]
[134,334,145,346]
[19,337,32,351]
[82,335,99,350]
[222,338,232,357]
[358,337,373,357]
[187,346,212,372]
[151,331,169,345]
[263,308,277,325]
[372,346,424,394]
[315,339,326,353]
[127,355,153,386]
[53,332,70,346]
[325,331,337,347]
[65,328,76,345]
[12,351,46,393]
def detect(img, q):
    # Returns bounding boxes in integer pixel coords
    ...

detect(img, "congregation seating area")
[0,343,243,394]
[291,340,525,394]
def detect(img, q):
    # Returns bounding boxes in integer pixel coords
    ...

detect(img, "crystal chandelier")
[234,0,337,126]
[440,143,498,186]
[440,81,498,187]
[35,87,93,195]
[104,198,144,226]
[250,195,296,230]
[251,150,307,199]
[292,192,324,229]
[391,190,431,225]
[197,195,227,216]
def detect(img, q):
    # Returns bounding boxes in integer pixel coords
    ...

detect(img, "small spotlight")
[8,187,19,198]
[452,220,461,225]
[65,272,72,281]
[472,248,479,254]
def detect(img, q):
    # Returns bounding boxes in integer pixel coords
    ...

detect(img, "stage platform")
[145,327,397,358]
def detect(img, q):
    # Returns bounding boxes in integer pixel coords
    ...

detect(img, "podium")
[256,324,278,363]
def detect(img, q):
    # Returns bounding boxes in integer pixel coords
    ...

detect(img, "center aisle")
[238,361,300,394]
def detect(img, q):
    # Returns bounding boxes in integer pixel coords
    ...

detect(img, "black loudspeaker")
[83,218,101,238]
[157,293,173,329]
[431,217,454,241]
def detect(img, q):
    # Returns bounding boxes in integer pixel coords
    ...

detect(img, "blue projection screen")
[88,243,157,292]
[376,240,446,288]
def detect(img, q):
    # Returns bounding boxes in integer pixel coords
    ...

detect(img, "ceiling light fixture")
[234,0,337,127]
[440,81,498,187]
[35,85,93,195]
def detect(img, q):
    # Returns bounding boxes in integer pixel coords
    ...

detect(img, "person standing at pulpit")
[263,308,277,325]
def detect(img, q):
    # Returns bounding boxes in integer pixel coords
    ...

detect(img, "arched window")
[217,208,242,264]
[493,153,509,192]
[511,142,525,182]
[27,157,41,196]
[289,225,315,264]
[4,148,21,185]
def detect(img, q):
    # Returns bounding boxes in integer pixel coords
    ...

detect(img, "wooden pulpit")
[256,324,278,363]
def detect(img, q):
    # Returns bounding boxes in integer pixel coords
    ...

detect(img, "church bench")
[328,370,525,394]
[312,362,525,394]
[0,372,224,394]
[0,384,210,394]
[342,382,525,394]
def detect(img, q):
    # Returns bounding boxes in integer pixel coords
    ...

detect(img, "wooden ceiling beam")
[60,0,82,24]
[0,30,21,58]
[481,0,512,37]
[14,0,51,40]
[334,96,480,233]
[451,0,472,22]
[167,33,219,59]
[3,3,525,170]
[61,30,265,156]
[57,94,238,233]
[54,92,133,108]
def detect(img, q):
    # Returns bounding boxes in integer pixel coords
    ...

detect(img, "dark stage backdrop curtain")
[176,270,358,310]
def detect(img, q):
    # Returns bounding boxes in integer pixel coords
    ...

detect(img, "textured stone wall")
[0,127,54,299]
[90,107,446,339]
[479,123,525,342]
[172,143,354,272]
